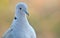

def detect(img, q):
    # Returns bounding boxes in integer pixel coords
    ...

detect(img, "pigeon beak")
[23,10,29,16]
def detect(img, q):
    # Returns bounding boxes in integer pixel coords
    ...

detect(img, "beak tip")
[24,10,29,16]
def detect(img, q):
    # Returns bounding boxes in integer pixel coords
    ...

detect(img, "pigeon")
[2,2,36,38]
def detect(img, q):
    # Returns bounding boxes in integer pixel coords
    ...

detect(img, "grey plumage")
[2,2,36,38]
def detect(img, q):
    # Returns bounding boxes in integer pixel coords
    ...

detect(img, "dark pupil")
[19,8,22,10]
[14,17,17,20]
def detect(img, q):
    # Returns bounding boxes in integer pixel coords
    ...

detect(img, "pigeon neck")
[15,14,27,21]
[15,9,25,18]
[15,9,27,21]
[11,15,29,28]
[13,15,29,29]
[15,10,29,23]
[11,10,29,29]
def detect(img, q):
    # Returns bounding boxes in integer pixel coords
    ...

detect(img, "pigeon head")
[16,2,29,16]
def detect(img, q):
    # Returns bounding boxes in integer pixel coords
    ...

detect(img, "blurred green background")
[0,0,60,38]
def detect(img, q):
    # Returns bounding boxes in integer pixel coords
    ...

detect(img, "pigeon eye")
[14,17,17,20]
[19,8,22,10]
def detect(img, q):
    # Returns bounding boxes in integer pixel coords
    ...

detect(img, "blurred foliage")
[53,22,60,38]
[0,0,8,10]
